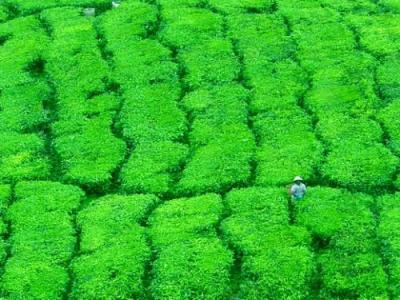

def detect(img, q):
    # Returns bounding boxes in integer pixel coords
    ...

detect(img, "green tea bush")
[149,194,223,249]
[247,60,307,113]
[209,0,275,14]
[150,195,232,299]
[1,258,69,300]
[318,251,388,299]
[159,8,223,49]
[97,1,157,47]
[377,193,400,298]
[4,0,111,15]
[221,188,313,298]
[294,22,355,71]
[0,82,50,132]
[157,0,205,8]
[180,39,240,89]
[316,113,383,149]
[256,133,323,186]
[318,0,377,12]
[0,133,50,183]
[119,84,186,143]
[110,39,179,89]
[379,0,400,12]
[379,100,400,156]
[77,194,158,253]
[224,187,288,217]
[0,6,8,22]
[305,83,379,117]
[347,14,400,57]
[71,194,158,299]
[377,56,400,101]
[183,84,249,146]
[2,181,83,299]
[55,130,126,191]
[121,142,188,196]
[71,240,150,300]
[227,13,293,63]
[151,238,233,300]
[296,187,374,241]
[0,185,10,264]
[253,108,322,186]
[43,8,109,99]
[279,4,340,26]
[321,141,399,191]
[240,246,314,300]
[177,126,255,195]
[0,16,49,88]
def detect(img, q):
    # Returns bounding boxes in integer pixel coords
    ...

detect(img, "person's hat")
[293,176,303,182]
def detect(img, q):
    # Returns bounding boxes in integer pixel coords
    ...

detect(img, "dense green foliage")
[71,194,158,299]
[2,182,83,299]
[0,0,400,298]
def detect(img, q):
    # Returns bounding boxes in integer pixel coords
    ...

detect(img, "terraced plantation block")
[316,114,383,149]
[3,0,112,15]
[0,133,50,183]
[183,84,249,146]
[222,188,313,299]
[110,39,179,89]
[43,7,126,191]
[2,181,83,299]
[119,85,186,144]
[0,83,50,133]
[0,16,49,88]
[227,13,293,63]
[347,14,400,57]
[209,0,275,14]
[149,194,233,299]
[296,187,388,298]
[378,193,400,298]
[0,185,11,264]
[97,1,157,44]
[376,56,400,101]
[120,141,188,196]
[379,100,400,156]
[177,126,255,195]
[180,38,240,89]
[159,8,224,49]
[321,141,399,191]
[71,194,158,299]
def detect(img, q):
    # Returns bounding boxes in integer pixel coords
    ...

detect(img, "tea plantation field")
[1,0,400,299]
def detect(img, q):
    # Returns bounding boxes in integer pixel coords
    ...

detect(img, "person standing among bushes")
[290,176,307,201]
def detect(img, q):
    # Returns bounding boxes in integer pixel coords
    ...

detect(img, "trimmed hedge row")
[377,55,400,101]
[0,185,10,266]
[2,0,112,15]
[158,6,255,196]
[226,12,322,186]
[0,17,51,183]
[159,8,224,50]
[379,100,400,156]
[221,188,313,299]
[42,8,126,191]
[378,193,400,298]
[208,0,275,14]
[296,187,388,298]
[1,181,83,299]
[284,5,400,191]
[98,1,188,196]
[149,194,233,299]
[70,194,159,299]
[347,14,400,57]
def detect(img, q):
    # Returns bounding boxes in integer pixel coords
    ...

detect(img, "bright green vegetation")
[71,194,159,299]
[2,182,83,299]
[1,0,400,299]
